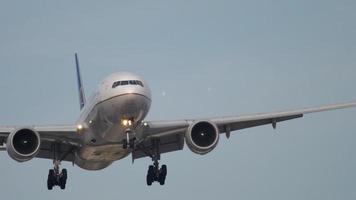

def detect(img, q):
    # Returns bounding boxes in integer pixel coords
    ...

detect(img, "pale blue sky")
[0,0,355,199]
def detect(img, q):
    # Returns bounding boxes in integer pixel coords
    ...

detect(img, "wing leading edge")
[133,101,356,159]
[211,101,356,136]
[145,101,356,137]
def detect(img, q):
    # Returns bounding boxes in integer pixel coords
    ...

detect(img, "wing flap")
[136,101,356,159]
[212,101,356,134]
[33,125,81,146]
[143,102,356,138]
[36,140,76,162]
[217,114,303,133]
[132,133,184,160]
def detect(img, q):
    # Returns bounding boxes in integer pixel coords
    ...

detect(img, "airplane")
[0,54,355,190]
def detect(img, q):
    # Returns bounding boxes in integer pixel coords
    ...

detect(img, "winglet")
[75,53,86,110]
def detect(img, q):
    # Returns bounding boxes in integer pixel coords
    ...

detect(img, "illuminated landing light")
[121,119,132,127]
[77,124,84,133]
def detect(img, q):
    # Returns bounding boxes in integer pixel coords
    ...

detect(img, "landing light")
[77,124,84,131]
[121,119,132,127]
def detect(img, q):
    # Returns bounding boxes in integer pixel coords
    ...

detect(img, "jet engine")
[185,121,219,155]
[6,128,41,162]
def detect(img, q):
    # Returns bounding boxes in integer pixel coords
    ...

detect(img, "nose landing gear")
[122,130,135,149]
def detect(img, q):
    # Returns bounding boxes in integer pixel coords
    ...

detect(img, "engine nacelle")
[185,121,219,155]
[6,128,41,162]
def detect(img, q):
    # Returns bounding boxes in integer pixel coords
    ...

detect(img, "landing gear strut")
[122,130,168,186]
[47,143,72,190]
[47,160,67,190]
[123,130,135,149]
[145,139,167,186]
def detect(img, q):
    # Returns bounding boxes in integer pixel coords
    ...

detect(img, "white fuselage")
[74,72,151,170]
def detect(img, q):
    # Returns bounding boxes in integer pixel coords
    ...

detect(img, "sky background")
[0,0,355,199]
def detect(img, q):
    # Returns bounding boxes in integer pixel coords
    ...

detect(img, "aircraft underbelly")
[74,145,129,170]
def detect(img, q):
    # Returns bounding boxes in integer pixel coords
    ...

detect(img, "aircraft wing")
[0,125,80,162]
[132,102,356,160]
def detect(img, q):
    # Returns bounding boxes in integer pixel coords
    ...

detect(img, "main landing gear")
[145,139,167,186]
[122,131,168,186]
[47,143,72,190]
[47,160,67,190]
[146,160,167,186]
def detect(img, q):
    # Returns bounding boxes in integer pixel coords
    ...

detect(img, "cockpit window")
[112,80,144,88]
[121,81,129,85]
[136,81,144,87]
[112,81,120,88]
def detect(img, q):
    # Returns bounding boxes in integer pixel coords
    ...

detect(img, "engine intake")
[185,121,219,155]
[7,128,41,162]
